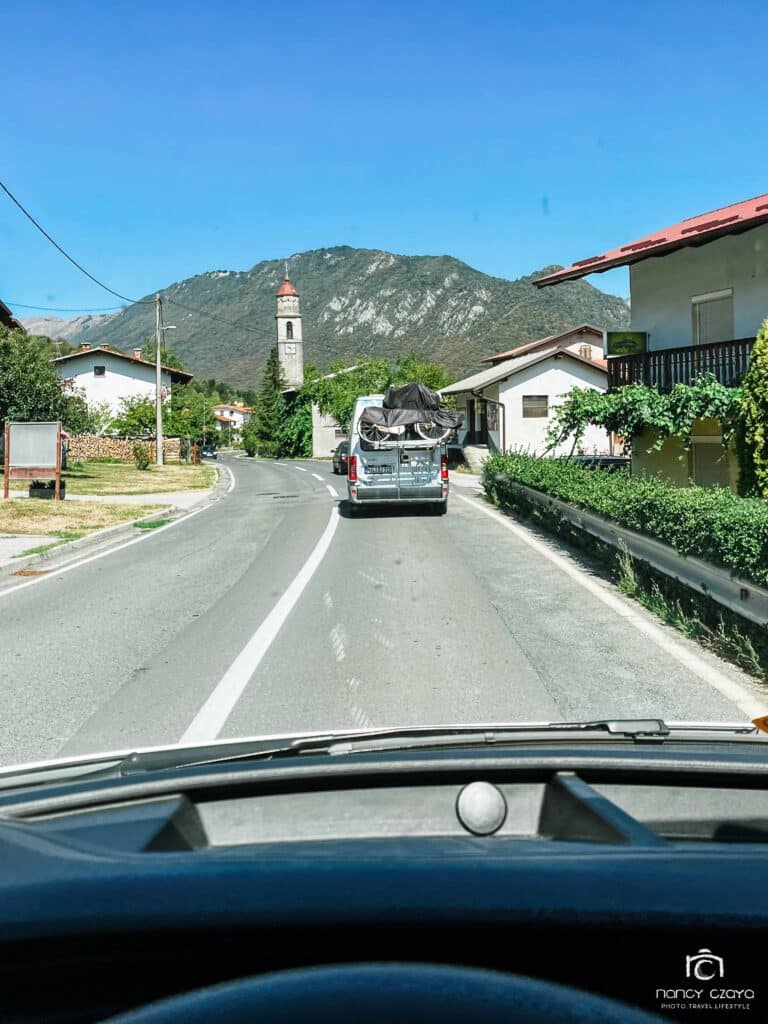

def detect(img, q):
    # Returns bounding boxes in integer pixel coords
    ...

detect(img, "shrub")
[483,451,768,588]
[133,443,151,470]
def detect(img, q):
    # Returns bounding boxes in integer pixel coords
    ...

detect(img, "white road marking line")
[350,702,373,728]
[312,472,324,481]
[181,506,341,743]
[457,493,768,721]
[0,501,217,601]
[294,466,307,472]
[329,624,347,662]
[221,464,236,492]
[326,484,339,498]
[323,591,334,611]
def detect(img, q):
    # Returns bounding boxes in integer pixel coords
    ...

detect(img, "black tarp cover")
[383,383,442,411]
[359,384,463,429]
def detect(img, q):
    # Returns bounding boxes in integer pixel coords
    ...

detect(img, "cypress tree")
[737,320,768,498]
[252,347,286,458]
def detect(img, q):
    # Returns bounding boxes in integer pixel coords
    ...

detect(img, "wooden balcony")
[607,337,755,392]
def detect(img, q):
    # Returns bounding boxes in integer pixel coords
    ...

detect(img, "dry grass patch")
[9,461,216,496]
[0,499,164,536]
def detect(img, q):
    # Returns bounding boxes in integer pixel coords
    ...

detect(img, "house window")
[286,321,293,340]
[579,344,592,360]
[522,395,548,418]
[692,289,733,346]
[93,365,106,377]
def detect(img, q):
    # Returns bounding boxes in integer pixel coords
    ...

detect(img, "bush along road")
[482,452,768,681]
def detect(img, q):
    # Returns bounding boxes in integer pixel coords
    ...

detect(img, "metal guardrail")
[505,480,768,628]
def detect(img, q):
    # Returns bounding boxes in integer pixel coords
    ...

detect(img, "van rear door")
[395,446,442,499]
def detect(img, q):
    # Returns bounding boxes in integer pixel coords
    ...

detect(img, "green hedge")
[482,452,768,589]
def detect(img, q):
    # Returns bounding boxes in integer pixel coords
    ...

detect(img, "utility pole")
[155,293,164,466]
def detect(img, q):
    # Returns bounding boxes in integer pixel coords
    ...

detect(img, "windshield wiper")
[116,719,762,775]
[0,720,760,790]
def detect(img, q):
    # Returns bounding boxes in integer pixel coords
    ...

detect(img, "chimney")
[80,343,90,351]
[133,348,142,360]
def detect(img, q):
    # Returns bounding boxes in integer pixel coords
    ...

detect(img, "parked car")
[332,440,350,474]
[346,389,454,516]
[201,443,217,460]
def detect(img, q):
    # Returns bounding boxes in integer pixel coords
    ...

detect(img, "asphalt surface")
[0,455,763,767]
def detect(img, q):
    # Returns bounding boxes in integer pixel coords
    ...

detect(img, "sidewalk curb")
[0,465,227,580]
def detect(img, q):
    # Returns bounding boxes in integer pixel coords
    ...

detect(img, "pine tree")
[737,320,768,498]
[252,347,286,458]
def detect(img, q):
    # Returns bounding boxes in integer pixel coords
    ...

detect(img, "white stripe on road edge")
[326,484,339,498]
[0,502,216,601]
[0,462,241,601]
[456,493,768,721]
[221,464,236,492]
[181,506,341,743]
[295,466,307,472]
[312,472,324,481]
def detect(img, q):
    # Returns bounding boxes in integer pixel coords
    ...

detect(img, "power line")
[3,301,124,312]
[0,178,151,306]
[1,178,281,344]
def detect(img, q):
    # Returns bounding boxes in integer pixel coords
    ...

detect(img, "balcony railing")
[607,337,755,392]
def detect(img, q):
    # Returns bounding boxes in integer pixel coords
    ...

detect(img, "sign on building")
[605,331,648,357]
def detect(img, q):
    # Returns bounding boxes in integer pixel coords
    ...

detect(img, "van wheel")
[347,502,359,518]
[434,501,447,516]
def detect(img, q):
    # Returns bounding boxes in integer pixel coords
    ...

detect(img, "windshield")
[1,2,767,772]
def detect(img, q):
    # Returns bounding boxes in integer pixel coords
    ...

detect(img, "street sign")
[3,421,63,500]
[605,331,648,357]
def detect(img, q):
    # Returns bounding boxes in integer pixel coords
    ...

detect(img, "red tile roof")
[276,273,299,297]
[482,324,603,364]
[535,192,768,288]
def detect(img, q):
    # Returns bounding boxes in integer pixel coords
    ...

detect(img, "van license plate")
[366,465,392,475]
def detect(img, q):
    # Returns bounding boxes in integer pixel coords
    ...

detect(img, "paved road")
[0,456,763,767]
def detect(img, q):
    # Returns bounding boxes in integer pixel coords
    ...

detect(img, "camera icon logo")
[686,949,724,981]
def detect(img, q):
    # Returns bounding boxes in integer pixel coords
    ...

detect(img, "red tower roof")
[276,273,299,297]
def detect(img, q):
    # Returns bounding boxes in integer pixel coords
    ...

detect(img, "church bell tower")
[275,266,304,388]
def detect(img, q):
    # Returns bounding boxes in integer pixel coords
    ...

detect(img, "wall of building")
[498,358,610,455]
[631,419,739,490]
[58,353,173,414]
[629,223,768,350]
[312,403,345,457]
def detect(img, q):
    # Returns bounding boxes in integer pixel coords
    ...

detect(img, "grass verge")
[10,460,216,496]
[134,519,170,530]
[486,485,768,682]
[0,499,165,536]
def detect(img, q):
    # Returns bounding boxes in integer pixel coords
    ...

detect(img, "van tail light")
[440,453,448,481]
[349,455,358,482]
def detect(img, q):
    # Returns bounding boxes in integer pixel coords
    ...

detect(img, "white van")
[346,393,449,515]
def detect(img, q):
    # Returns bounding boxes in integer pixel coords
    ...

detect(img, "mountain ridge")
[24,246,629,386]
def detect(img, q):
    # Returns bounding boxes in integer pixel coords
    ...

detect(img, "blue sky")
[2,0,767,313]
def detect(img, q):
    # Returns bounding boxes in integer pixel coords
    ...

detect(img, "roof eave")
[534,214,768,288]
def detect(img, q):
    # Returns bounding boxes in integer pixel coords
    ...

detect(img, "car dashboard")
[0,739,766,1022]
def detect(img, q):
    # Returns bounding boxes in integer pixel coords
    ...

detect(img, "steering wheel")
[103,963,666,1023]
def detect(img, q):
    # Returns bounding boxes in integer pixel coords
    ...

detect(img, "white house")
[535,192,768,488]
[54,343,192,414]
[211,403,253,434]
[442,325,611,456]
